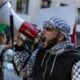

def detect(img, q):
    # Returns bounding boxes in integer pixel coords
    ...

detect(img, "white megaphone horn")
[0,2,40,40]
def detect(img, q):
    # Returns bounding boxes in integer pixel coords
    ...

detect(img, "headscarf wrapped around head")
[43,17,70,40]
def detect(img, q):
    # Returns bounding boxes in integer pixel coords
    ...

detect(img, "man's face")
[41,27,60,48]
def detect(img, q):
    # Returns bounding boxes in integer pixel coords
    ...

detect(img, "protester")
[0,32,12,80]
[12,32,32,80]
[24,17,80,80]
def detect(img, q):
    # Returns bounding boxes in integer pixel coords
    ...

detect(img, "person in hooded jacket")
[0,32,12,80]
[24,17,80,80]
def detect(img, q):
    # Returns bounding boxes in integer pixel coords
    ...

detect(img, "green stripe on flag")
[0,24,7,32]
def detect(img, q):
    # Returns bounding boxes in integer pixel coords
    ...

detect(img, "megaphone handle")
[10,14,14,48]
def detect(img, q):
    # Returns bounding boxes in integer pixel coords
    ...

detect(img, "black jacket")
[32,46,80,80]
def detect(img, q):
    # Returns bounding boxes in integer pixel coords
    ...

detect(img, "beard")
[40,35,58,49]
[46,37,58,49]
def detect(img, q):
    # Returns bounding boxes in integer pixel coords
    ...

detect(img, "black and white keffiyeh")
[72,61,80,80]
[47,39,73,55]
[13,44,43,77]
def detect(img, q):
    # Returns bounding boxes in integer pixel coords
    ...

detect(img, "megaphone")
[0,2,40,40]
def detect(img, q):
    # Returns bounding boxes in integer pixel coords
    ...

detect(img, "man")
[27,17,80,80]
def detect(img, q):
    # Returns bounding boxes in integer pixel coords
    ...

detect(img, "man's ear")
[58,33,65,42]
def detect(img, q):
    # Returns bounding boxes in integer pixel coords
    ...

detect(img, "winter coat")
[32,46,80,80]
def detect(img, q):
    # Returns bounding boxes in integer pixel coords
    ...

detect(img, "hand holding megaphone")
[0,1,41,41]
